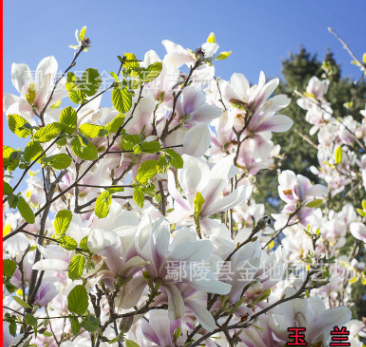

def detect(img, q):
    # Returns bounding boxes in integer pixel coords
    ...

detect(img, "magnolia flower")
[268,288,351,345]
[162,38,219,69]
[168,155,251,235]
[140,310,183,347]
[33,281,58,307]
[278,170,328,205]
[4,56,68,117]
[350,222,366,244]
[120,217,230,322]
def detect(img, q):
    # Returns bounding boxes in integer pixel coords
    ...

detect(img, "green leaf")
[8,114,32,138]
[105,114,125,133]
[3,259,17,278]
[71,136,98,160]
[254,289,271,304]
[25,313,38,336]
[126,340,140,347]
[334,146,343,164]
[34,123,62,143]
[193,192,205,216]
[54,210,73,236]
[94,190,113,218]
[80,314,99,332]
[120,134,141,151]
[362,200,366,210]
[58,236,78,250]
[80,236,89,252]
[165,149,183,169]
[49,153,72,170]
[42,332,53,337]
[12,296,32,309]
[157,155,169,174]
[356,208,366,217]
[3,146,20,171]
[81,68,101,97]
[60,106,78,134]
[143,62,163,82]
[67,285,88,315]
[69,89,85,104]
[68,255,86,281]
[123,53,139,70]
[216,51,232,61]
[305,199,323,208]
[79,124,108,138]
[9,321,17,337]
[23,141,43,162]
[8,194,19,209]
[133,186,144,208]
[50,100,62,109]
[17,196,35,224]
[136,160,158,184]
[70,317,81,335]
[140,141,161,154]
[3,181,13,195]
[112,87,132,113]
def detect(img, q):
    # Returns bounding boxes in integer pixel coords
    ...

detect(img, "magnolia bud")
[119,315,134,333]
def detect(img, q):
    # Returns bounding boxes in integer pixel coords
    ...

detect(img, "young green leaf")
[67,285,88,315]
[68,255,86,281]
[133,186,144,208]
[49,153,72,170]
[143,62,163,82]
[94,190,113,218]
[60,106,78,134]
[136,160,158,184]
[112,87,132,113]
[165,149,183,169]
[80,314,99,332]
[81,68,101,97]
[157,155,169,174]
[79,124,107,138]
[70,317,81,335]
[12,296,32,309]
[8,114,32,138]
[3,146,20,171]
[105,114,125,133]
[34,123,62,143]
[3,181,13,195]
[71,136,98,160]
[17,196,35,224]
[305,199,323,208]
[126,340,141,347]
[120,134,141,151]
[54,210,73,236]
[3,259,17,278]
[334,146,343,164]
[58,236,78,250]
[23,141,43,162]
[140,141,161,154]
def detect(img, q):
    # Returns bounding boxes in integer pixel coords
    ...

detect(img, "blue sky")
[3,0,366,183]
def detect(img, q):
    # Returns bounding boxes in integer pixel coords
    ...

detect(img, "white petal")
[184,299,216,331]
[32,259,69,271]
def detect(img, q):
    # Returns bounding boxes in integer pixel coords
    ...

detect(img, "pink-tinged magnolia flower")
[162,39,219,70]
[239,316,281,347]
[33,281,58,307]
[268,288,351,345]
[3,56,68,117]
[141,310,182,347]
[167,155,251,234]
[168,86,223,129]
[278,170,328,205]
[120,217,230,322]
[32,245,70,272]
[350,222,366,244]
[223,71,291,115]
